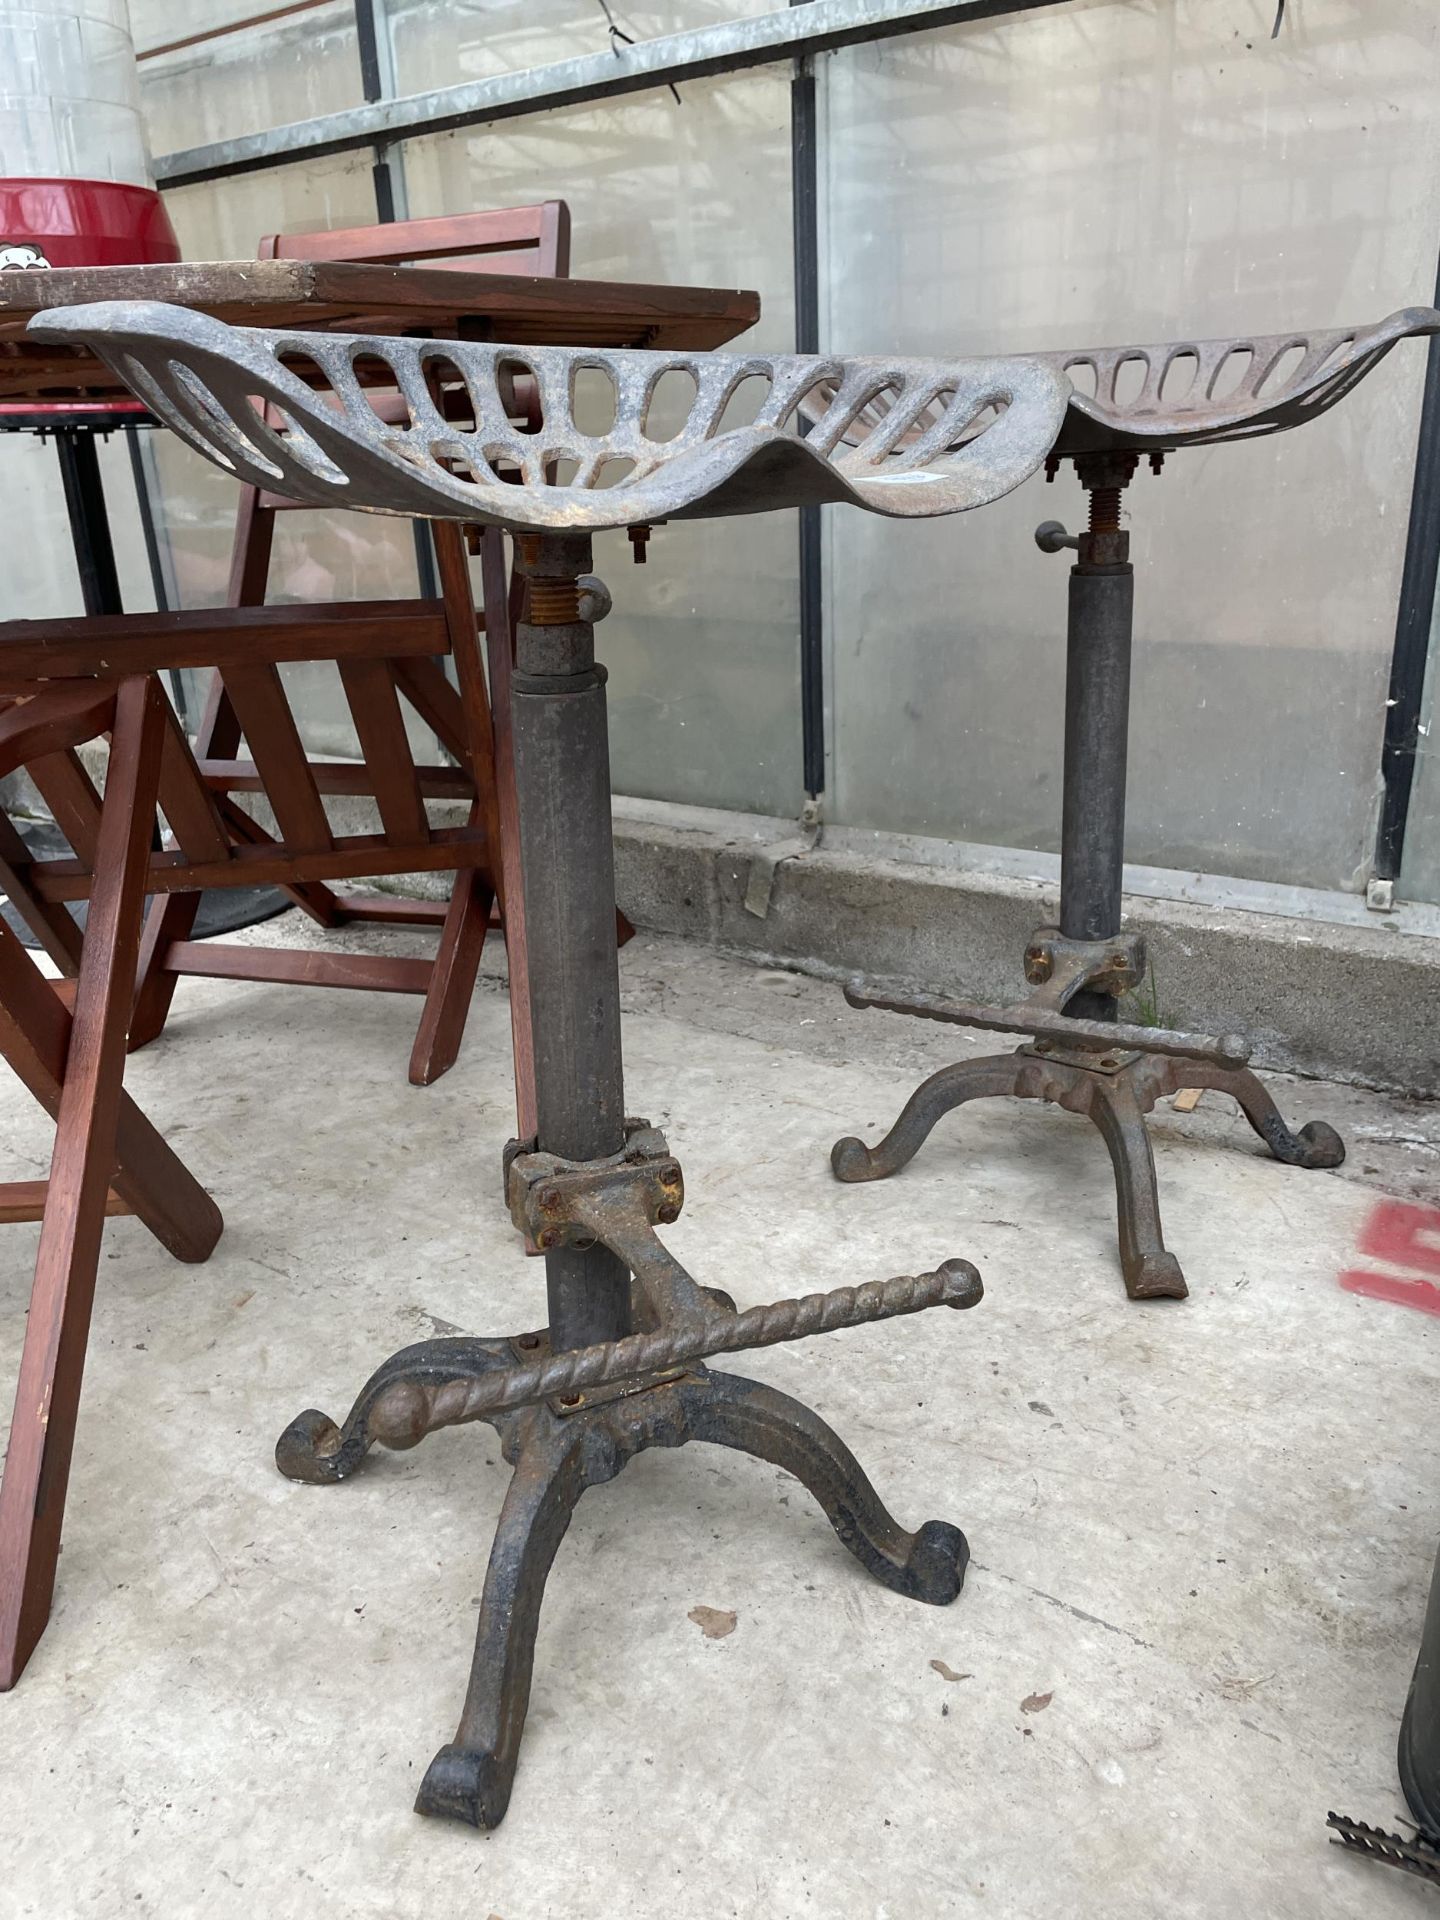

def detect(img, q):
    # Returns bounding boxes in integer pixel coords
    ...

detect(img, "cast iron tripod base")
[276,1327,967,1830]
[832,1044,1344,1301]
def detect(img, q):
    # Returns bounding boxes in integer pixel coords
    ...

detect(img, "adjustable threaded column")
[511,531,631,1350]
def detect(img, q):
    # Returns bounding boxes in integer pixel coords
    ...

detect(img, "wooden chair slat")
[33,822,489,901]
[391,654,471,768]
[0,806,82,975]
[338,656,430,845]
[201,757,472,800]
[220,663,334,855]
[156,700,231,864]
[24,749,104,868]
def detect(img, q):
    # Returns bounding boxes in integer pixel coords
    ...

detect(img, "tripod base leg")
[832,1055,1031,1182]
[281,1353,968,1832]
[1131,1057,1346,1170]
[1086,1076,1188,1300]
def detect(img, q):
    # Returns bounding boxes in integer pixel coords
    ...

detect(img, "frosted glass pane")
[137,2,360,153]
[822,1,1440,889]
[388,0,778,95]
[402,67,802,816]
[146,157,419,753]
[3,427,157,619]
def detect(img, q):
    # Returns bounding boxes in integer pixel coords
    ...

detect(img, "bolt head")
[657,1203,680,1225]
[537,1226,562,1250]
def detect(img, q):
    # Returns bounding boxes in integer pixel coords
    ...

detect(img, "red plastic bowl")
[0,177,179,270]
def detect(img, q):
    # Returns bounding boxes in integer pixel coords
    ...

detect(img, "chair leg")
[128,890,201,1050]
[0,676,171,1688]
[409,862,493,1087]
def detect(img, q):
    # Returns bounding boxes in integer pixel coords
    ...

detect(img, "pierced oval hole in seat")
[847,382,903,452]
[644,366,698,442]
[1314,333,1356,376]
[1256,341,1308,398]
[485,449,526,486]
[274,350,342,412]
[594,455,638,488]
[499,357,542,434]
[172,366,282,478]
[1064,358,1098,399]
[266,408,345,484]
[550,456,582,487]
[432,446,486,485]
[787,373,839,436]
[571,364,618,436]
[715,371,774,435]
[351,353,411,428]
[953,398,1006,448]
[423,354,478,432]
[1209,346,1254,401]
[1111,354,1149,407]
[1159,350,1199,404]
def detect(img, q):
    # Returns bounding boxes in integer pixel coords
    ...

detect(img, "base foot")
[416,1742,513,1830]
[831,1041,1344,1301]
[278,1354,967,1832]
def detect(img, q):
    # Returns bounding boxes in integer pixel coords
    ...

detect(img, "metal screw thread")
[527,577,583,625]
[1087,485,1123,534]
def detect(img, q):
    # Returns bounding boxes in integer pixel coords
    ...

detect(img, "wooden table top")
[0,259,763,406]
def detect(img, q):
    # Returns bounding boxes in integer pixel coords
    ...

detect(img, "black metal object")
[790,15,825,802]
[1402,1539,1440,1832]
[833,458,1346,1301]
[1327,1812,1440,1890]
[1377,245,1440,881]
[52,426,122,617]
[270,531,980,1829]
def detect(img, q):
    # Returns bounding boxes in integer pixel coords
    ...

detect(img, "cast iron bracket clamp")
[281,1118,982,1469]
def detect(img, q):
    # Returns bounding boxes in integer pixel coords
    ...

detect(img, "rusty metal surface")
[832,1041,1344,1302]
[25,299,1072,527]
[842,968,1253,1070]
[276,1117,982,1469]
[278,1335,969,1829]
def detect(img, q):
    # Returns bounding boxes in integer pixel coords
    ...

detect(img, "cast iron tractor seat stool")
[30,299,1089,1830]
[829,307,1440,1301]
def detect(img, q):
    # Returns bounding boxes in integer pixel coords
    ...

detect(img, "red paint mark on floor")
[1341,1199,1440,1315]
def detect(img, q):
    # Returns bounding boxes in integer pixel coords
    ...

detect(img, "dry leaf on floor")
[1020,1690,1054,1713]
[688,1606,737,1640]
[930,1660,973,1682]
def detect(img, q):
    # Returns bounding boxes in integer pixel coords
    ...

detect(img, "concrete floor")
[1,917,1438,1917]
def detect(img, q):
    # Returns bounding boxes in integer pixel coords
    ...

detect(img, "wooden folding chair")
[0,574,524,1070]
[128,202,577,1123]
[0,675,223,1689]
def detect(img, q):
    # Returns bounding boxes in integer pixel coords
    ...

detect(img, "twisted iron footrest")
[844,975,1252,1070]
[371,1260,980,1442]
[284,1260,982,1478]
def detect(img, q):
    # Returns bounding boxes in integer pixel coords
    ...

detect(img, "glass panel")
[1400,595,1440,905]
[147,156,415,753]
[387,0,779,95]
[3,427,158,619]
[821,1,1438,889]
[402,65,802,816]
[136,1,360,154]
